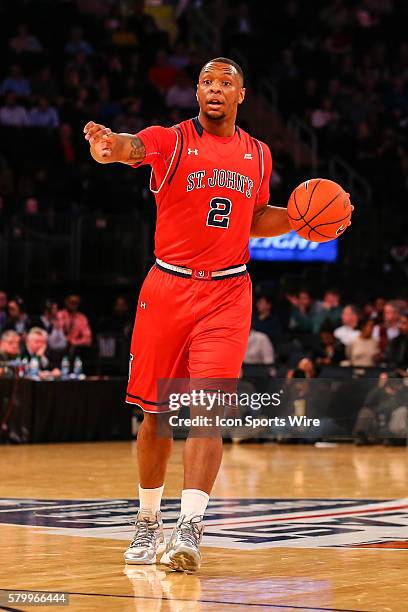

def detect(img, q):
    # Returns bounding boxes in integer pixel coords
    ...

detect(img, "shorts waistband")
[155,258,247,280]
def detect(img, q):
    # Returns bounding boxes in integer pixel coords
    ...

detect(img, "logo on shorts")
[2,498,408,550]
[140,301,146,309]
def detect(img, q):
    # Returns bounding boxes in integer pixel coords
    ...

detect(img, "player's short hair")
[200,57,244,85]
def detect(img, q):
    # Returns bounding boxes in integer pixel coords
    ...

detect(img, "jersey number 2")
[206,197,232,229]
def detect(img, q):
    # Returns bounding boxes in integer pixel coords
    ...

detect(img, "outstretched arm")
[83,121,146,165]
[250,204,291,238]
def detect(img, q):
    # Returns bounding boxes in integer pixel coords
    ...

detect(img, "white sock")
[138,484,164,516]
[180,489,209,520]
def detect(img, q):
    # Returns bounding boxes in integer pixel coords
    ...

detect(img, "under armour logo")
[244,153,253,160]
[140,301,146,309]
[188,148,198,155]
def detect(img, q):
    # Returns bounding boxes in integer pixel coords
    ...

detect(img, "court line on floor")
[0,589,371,612]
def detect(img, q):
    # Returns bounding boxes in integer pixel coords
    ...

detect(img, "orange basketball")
[287,178,352,242]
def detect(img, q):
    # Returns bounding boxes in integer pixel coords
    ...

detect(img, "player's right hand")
[83,121,117,158]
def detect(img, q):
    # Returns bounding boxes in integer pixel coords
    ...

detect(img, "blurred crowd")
[1,284,407,373]
[222,0,408,217]
[0,0,201,222]
[0,290,132,378]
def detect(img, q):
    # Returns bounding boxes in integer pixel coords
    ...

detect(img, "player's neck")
[197,112,236,137]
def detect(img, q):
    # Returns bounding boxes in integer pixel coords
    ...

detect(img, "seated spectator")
[3,298,31,336]
[0,92,29,127]
[0,64,31,97]
[21,327,61,376]
[166,72,196,110]
[373,301,401,358]
[148,50,179,93]
[385,312,408,371]
[31,66,59,100]
[9,24,43,54]
[313,326,345,366]
[347,319,379,367]
[28,97,59,129]
[0,330,21,361]
[244,326,275,367]
[353,374,407,444]
[287,357,318,379]
[65,27,93,56]
[289,290,317,334]
[34,300,68,353]
[97,296,132,338]
[252,295,282,341]
[313,288,343,332]
[0,290,8,331]
[334,304,360,346]
[57,294,92,355]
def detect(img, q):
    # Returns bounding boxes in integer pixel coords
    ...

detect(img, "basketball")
[287,178,352,242]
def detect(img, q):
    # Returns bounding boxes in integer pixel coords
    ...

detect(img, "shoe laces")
[176,515,202,548]
[130,516,159,548]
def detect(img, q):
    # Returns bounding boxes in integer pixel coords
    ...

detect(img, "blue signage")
[249,232,338,262]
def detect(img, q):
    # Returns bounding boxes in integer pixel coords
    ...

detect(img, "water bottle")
[61,356,70,380]
[73,356,83,379]
[20,357,28,378]
[28,356,40,380]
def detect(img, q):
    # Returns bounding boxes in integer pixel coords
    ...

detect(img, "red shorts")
[126,263,252,413]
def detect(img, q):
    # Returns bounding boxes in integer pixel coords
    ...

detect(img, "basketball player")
[84,58,292,572]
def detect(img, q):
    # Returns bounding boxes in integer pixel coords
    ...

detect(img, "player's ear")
[238,87,246,105]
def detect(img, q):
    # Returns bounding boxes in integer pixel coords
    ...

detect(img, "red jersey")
[134,117,272,270]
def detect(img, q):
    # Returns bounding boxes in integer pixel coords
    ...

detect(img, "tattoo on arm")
[127,136,146,164]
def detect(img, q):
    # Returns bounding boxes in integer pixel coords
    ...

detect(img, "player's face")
[197,63,245,121]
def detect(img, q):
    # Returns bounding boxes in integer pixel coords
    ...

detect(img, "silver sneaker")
[124,510,166,564]
[160,515,204,573]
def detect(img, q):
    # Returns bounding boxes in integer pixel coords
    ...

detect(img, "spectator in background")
[252,295,282,341]
[334,304,360,346]
[34,300,68,353]
[166,72,196,111]
[0,330,20,361]
[353,374,407,444]
[289,290,317,334]
[57,294,92,354]
[314,288,343,332]
[0,92,29,127]
[0,291,8,331]
[97,296,132,339]
[0,64,31,97]
[31,66,59,100]
[371,297,386,322]
[373,301,401,358]
[243,326,275,370]
[65,27,93,56]
[385,312,408,371]
[28,97,60,129]
[313,326,345,366]
[21,327,61,375]
[3,298,31,336]
[148,50,179,93]
[347,319,379,367]
[9,24,43,54]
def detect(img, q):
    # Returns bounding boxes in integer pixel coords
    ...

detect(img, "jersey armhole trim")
[149,128,180,195]
[253,139,265,196]
[167,126,184,186]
